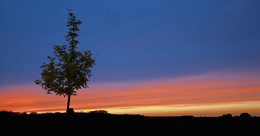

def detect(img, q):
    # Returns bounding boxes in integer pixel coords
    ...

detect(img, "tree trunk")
[66,93,71,113]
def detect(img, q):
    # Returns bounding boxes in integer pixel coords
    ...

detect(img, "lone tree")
[35,9,95,113]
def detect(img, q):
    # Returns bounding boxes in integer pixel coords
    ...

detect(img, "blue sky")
[1,0,260,88]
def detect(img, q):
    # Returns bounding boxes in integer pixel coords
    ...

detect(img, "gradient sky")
[1,0,260,116]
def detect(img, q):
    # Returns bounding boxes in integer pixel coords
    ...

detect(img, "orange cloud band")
[1,72,260,116]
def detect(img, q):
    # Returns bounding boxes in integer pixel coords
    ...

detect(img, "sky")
[1,0,260,116]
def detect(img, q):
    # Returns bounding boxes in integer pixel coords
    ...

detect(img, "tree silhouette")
[240,113,251,118]
[35,9,95,113]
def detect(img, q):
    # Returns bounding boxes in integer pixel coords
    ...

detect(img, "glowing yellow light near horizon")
[12,100,260,117]
[91,101,260,116]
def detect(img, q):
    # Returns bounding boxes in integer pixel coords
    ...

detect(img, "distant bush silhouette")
[89,110,109,114]
[240,113,251,118]
[22,112,28,115]
[30,112,37,115]
[221,113,232,118]
[0,110,20,116]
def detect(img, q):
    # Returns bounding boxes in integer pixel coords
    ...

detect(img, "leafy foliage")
[35,9,95,97]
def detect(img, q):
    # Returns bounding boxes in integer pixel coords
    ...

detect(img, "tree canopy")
[35,9,95,112]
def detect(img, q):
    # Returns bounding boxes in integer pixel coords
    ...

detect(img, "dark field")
[1,111,259,134]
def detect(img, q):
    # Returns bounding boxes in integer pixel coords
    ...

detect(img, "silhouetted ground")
[1,111,259,134]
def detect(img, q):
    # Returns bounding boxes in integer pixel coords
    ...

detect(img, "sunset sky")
[1,0,260,116]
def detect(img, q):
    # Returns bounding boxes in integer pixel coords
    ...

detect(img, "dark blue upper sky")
[1,0,260,88]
